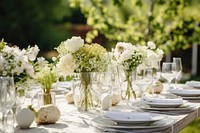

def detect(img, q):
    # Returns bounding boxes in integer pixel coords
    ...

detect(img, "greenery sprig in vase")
[35,64,58,105]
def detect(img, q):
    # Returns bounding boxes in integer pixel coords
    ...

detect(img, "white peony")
[63,36,84,53]
[57,54,76,77]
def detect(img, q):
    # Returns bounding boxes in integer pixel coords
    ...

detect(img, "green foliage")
[69,0,200,54]
[0,0,70,51]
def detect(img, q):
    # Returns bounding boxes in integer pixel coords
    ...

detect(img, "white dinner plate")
[141,98,183,108]
[103,111,165,125]
[140,102,195,112]
[169,88,200,97]
[91,115,174,130]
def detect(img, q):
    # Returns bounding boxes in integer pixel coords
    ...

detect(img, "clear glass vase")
[120,70,137,100]
[72,72,95,111]
[38,92,56,107]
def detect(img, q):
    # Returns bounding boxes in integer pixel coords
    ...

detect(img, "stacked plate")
[141,97,183,108]
[169,87,200,100]
[140,96,195,114]
[91,111,174,131]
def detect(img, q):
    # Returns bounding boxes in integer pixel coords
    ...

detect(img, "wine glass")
[161,62,177,89]
[106,65,121,98]
[0,76,15,133]
[151,62,161,97]
[90,72,112,113]
[173,57,183,87]
[134,67,153,98]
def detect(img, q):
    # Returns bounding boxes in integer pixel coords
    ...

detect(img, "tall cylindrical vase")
[73,72,94,111]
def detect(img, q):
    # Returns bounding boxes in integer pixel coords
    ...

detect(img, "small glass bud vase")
[38,92,56,107]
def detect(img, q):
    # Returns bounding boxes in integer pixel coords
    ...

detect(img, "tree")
[0,0,70,51]
[69,0,200,53]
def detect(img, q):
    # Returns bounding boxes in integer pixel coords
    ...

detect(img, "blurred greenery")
[0,0,86,52]
[1,0,200,55]
[69,0,200,54]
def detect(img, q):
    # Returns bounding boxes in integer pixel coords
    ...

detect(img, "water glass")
[0,76,15,132]
[173,57,183,86]
[90,72,112,112]
[134,67,153,98]
[162,62,176,89]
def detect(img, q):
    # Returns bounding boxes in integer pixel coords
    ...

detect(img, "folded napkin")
[141,97,183,104]
[104,111,151,120]
[186,80,200,88]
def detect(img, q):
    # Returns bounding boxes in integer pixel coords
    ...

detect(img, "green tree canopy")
[0,0,71,51]
[69,0,200,53]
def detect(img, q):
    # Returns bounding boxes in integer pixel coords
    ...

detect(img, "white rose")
[57,54,76,77]
[147,41,156,49]
[64,36,84,53]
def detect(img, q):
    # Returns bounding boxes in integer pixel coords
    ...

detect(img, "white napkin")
[186,80,200,88]
[142,97,183,104]
[104,111,151,120]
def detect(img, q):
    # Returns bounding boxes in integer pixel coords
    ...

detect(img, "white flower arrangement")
[55,36,109,77]
[55,36,109,111]
[113,42,146,72]
[138,41,164,69]
[0,39,39,91]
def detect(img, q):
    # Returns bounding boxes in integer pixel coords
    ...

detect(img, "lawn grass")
[179,75,200,133]
[180,117,200,133]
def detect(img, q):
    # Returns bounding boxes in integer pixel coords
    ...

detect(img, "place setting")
[138,94,196,115]
[90,110,174,132]
[169,85,200,100]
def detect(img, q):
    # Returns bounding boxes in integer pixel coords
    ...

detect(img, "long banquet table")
[14,84,200,133]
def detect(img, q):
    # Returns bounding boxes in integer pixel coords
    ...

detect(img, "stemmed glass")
[151,62,161,97]
[90,72,112,113]
[0,76,15,133]
[161,62,177,89]
[107,65,121,97]
[12,90,26,127]
[134,67,153,98]
[173,57,183,87]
